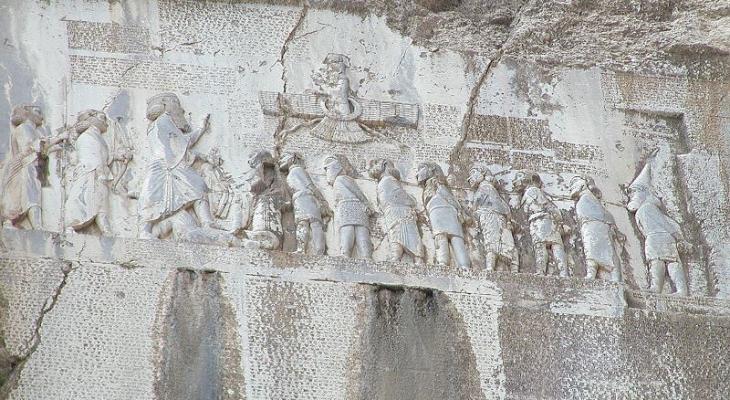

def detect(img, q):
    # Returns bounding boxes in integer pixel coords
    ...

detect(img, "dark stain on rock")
[154,269,244,400]
[354,285,485,400]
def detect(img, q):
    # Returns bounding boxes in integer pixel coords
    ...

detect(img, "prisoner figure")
[518,171,569,276]
[369,159,424,263]
[570,175,624,282]
[279,152,331,255]
[1,105,66,229]
[468,166,518,272]
[234,149,287,250]
[194,147,234,221]
[65,110,132,235]
[626,163,690,296]
[323,154,373,258]
[416,162,470,269]
[138,93,220,240]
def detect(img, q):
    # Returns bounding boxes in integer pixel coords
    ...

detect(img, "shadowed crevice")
[154,269,244,400]
[355,285,485,400]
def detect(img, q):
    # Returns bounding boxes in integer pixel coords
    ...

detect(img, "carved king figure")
[369,159,424,264]
[323,154,373,259]
[138,93,219,239]
[627,163,690,296]
[416,162,470,269]
[468,166,518,272]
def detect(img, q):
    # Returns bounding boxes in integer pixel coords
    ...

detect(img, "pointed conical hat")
[629,162,652,193]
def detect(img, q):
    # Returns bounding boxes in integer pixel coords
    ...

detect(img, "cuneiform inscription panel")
[465,114,604,175]
[67,21,150,54]
[244,277,362,400]
[158,0,302,62]
[70,55,236,95]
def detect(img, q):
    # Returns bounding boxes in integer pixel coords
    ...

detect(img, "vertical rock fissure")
[448,0,531,176]
[272,1,310,149]
[0,261,73,399]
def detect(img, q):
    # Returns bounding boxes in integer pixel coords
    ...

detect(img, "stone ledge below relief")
[2,228,729,319]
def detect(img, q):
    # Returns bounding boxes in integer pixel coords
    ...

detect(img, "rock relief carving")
[368,158,424,264]
[569,175,625,282]
[516,171,570,277]
[279,151,332,255]
[138,93,237,246]
[64,109,133,235]
[1,105,67,229]
[627,162,691,296]
[323,154,374,259]
[233,149,288,250]
[259,53,419,144]
[193,147,235,221]
[467,166,519,272]
[416,162,471,269]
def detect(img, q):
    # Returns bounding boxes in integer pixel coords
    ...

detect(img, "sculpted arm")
[188,114,211,146]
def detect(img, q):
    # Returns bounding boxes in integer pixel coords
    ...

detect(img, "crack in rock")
[448,1,530,178]
[272,2,310,150]
[0,262,74,397]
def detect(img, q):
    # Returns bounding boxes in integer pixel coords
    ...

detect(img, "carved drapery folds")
[416,162,471,269]
[468,166,519,272]
[64,109,134,235]
[280,151,331,255]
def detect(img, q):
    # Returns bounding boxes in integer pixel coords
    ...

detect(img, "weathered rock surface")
[1,0,729,398]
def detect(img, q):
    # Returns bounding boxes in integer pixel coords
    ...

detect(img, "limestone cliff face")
[0,0,729,399]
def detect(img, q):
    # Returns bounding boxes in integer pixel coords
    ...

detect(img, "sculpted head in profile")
[516,170,569,277]
[146,92,190,132]
[10,105,44,128]
[64,109,116,236]
[277,151,305,172]
[74,109,108,136]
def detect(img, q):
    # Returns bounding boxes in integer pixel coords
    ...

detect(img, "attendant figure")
[1,105,66,229]
[65,110,132,235]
